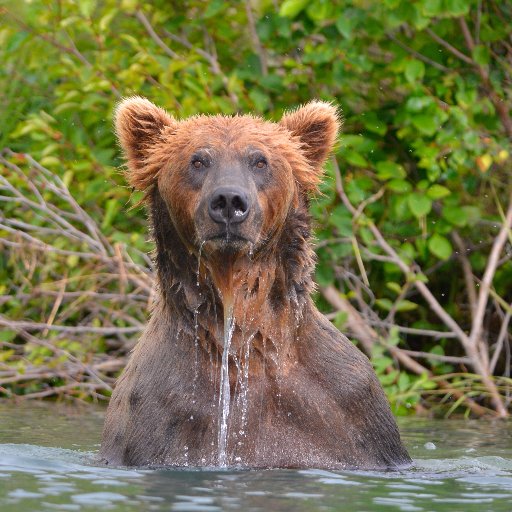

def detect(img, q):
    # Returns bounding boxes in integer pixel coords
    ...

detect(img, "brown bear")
[100,97,411,469]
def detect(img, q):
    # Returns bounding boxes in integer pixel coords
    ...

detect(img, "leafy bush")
[1,0,511,415]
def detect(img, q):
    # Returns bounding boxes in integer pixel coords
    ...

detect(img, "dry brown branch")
[320,285,491,417]
[5,9,120,97]
[0,149,152,399]
[0,317,142,335]
[386,33,450,72]
[244,0,269,76]
[135,10,179,60]
[367,322,458,339]
[458,17,512,138]
[161,27,239,107]
[452,231,478,315]
[425,27,474,65]
[331,156,509,416]
[468,192,512,349]
[490,308,512,374]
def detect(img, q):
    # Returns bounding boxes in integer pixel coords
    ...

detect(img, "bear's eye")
[255,158,267,170]
[192,159,204,169]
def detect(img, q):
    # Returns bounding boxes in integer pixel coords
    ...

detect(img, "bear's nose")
[208,187,250,224]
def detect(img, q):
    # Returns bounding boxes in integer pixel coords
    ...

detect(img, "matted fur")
[100,98,410,470]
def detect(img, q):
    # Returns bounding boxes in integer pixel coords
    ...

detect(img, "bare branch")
[0,317,142,335]
[321,285,492,416]
[458,17,512,138]
[135,10,179,59]
[425,27,474,65]
[399,349,471,365]
[490,308,511,374]
[386,33,450,72]
[331,156,508,416]
[469,194,512,349]
[452,231,478,315]
[244,0,268,76]
[162,28,239,107]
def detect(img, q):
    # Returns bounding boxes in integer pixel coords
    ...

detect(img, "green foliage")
[1,0,511,414]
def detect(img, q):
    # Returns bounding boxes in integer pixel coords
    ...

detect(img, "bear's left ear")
[279,101,340,171]
[115,96,178,191]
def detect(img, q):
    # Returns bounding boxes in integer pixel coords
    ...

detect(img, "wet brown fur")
[100,98,411,469]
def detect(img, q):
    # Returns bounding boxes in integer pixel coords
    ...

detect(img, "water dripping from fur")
[217,299,235,467]
[192,241,206,400]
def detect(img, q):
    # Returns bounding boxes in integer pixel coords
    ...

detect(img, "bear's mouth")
[202,231,255,255]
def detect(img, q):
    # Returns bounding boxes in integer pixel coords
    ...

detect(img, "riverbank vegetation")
[1,0,511,417]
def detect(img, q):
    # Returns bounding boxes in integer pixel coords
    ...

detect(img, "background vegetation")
[1,0,511,417]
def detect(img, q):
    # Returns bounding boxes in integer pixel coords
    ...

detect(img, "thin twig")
[425,27,474,65]
[244,0,268,76]
[135,10,179,59]
[386,33,450,72]
[468,193,512,351]
[0,317,142,335]
[331,156,508,416]
[452,231,478,315]
[490,308,511,374]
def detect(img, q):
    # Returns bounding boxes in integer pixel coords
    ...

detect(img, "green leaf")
[0,330,16,342]
[411,114,438,136]
[362,112,387,135]
[444,0,470,16]
[428,234,452,260]
[396,300,418,312]
[407,193,432,218]
[442,205,467,226]
[204,0,225,18]
[422,0,442,17]
[387,179,412,193]
[375,298,393,311]
[335,16,355,39]
[344,149,368,167]
[333,311,348,330]
[306,0,334,22]
[279,0,309,18]
[386,282,403,294]
[249,88,270,111]
[404,59,425,84]
[315,263,334,286]
[427,184,451,199]
[473,45,490,67]
[376,161,406,180]
[79,0,96,18]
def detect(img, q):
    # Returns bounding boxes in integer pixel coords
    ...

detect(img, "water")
[1,403,512,511]
[217,304,235,467]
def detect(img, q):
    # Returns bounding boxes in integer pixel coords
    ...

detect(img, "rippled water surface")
[1,403,511,511]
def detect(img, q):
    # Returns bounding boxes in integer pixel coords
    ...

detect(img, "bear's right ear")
[115,96,178,191]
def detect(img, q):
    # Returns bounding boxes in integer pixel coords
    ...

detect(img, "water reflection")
[0,403,511,511]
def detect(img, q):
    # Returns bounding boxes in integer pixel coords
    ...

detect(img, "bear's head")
[115,97,339,261]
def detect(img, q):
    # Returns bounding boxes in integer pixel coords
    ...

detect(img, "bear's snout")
[208,186,250,225]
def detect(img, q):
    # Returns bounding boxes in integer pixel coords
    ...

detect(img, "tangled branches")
[0,149,152,401]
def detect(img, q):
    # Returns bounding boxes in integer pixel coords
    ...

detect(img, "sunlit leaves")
[376,161,406,180]
[1,0,511,411]
[428,233,452,260]
[427,185,451,199]
[404,59,425,84]
[408,193,432,218]
[279,0,309,18]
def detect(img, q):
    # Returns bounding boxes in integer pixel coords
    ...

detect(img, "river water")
[0,402,511,511]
